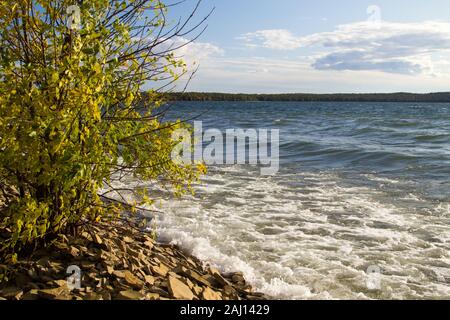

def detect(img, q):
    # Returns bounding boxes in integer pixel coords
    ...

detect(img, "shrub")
[0,0,206,264]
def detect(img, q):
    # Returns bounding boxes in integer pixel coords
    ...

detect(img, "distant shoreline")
[166,92,450,103]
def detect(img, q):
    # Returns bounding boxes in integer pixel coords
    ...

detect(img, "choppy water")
[146,102,450,299]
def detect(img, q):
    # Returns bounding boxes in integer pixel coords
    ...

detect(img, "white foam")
[106,165,450,299]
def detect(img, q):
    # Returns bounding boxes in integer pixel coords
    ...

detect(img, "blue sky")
[167,0,450,93]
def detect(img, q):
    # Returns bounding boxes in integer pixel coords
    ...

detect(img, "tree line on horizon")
[167,92,450,103]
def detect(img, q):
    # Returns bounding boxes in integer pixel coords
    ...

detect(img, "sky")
[166,0,450,93]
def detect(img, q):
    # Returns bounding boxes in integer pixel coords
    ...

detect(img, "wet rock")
[229,272,246,285]
[222,285,238,299]
[246,294,267,300]
[173,266,206,286]
[209,267,232,288]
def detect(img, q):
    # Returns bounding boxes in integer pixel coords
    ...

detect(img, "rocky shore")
[0,217,268,300]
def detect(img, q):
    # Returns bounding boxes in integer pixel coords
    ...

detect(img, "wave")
[414,134,450,142]
[280,140,419,169]
[131,101,450,299]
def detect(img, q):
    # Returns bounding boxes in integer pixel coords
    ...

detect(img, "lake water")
[146,101,450,299]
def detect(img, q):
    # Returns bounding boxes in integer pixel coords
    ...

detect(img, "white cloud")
[238,29,302,50]
[238,21,450,75]
[169,37,224,66]
[184,56,450,93]
[142,23,450,93]
[133,36,224,67]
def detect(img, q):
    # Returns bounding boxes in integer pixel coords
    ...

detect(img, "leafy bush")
[0,0,205,263]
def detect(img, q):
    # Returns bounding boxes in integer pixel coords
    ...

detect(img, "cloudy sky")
[167,0,450,93]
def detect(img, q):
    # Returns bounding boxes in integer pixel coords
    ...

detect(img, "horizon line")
[170,91,450,95]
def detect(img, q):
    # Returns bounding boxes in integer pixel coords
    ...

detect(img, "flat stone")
[209,267,232,287]
[193,285,203,296]
[81,231,93,242]
[38,287,68,299]
[187,258,197,267]
[93,233,103,245]
[224,271,243,278]
[83,292,103,300]
[117,241,127,252]
[106,265,114,275]
[27,268,39,280]
[80,261,96,269]
[112,270,126,278]
[223,285,238,298]
[123,236,133,244]
[167,275,194,300]
[69,246,80,257]
[148,286,169,297]
[40,275,54,282]
[123,270,144,289]
[144,275,155,286]
[143,241,154,250]
[184,278,195,289]
[101,291,112,300]
[182,269,215,288]
[50,280,68,288]
[146,293,160,300]
[27,282,40,290]
[151,263,169,277]
[0,287,23,300]
[246,294,267,300]
[49,261,63,268]
[14,273,32,287]
[36,257,50,268]
[168,271,181,279]
[21,289,40,300]
[117,290,144,300]
[126,247,140,258]
[202,287,222,300]
[231,273,246,285]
